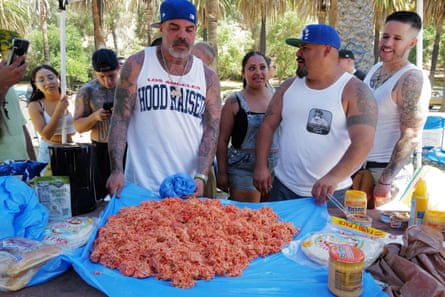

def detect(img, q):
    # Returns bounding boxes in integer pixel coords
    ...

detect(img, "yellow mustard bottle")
[328,245,365,297]
[409,178,429,226]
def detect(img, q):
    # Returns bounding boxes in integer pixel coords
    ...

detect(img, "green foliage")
[216,19,254,80]
[26,23,92,90]
[0,29,21,58]
[266,11,307,82]
[17,1,444,86]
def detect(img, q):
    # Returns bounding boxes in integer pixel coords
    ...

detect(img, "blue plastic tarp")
[0,176,48,240]
[69,184,387,297]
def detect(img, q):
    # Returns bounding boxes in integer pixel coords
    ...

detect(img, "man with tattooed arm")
[106,0,221,198]
[363,11,431,207]
[253,24,377,206]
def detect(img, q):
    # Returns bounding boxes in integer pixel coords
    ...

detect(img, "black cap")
[339,49,355,60]
[92,48,119,72]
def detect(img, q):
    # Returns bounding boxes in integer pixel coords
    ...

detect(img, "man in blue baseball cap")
[106,0,222,198]
[253,23,378,207]
[285,23,341,49]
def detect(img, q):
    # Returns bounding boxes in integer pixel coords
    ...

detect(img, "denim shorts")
[227,149,278,191]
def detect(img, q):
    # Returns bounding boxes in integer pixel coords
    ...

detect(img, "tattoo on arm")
[398,71,425,129]
[347,82,378,128]
[383,70,426,181]
[198,71,221,174]
[108,57,139,173]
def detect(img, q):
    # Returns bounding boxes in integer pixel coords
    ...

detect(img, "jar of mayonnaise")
[328,245,365,297]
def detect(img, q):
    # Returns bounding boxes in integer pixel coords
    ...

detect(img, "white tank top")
[364,62,430,162]
[125,47,206,193]
[275,73,353,196]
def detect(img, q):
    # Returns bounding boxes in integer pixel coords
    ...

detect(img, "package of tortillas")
[0,237,61,292]
[41,216,95,252]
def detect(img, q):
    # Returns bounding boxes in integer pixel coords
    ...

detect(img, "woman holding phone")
[28,64,76,163]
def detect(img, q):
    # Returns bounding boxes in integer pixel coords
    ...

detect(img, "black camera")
[103,102,113,111]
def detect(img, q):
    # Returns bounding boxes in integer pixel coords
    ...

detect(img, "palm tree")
[69,0,117,50]
[424,0,445,111]
[335,0,374,72]
[32,0,51,64]
[0,0,28,59]
[206,0,219,69]
[0,0,27,37]
[237,0,289,54]
[92,0,106,49]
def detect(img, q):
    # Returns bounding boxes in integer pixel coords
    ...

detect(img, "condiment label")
[331,216,387,239]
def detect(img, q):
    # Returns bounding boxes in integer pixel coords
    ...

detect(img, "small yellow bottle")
[409,178,429,226]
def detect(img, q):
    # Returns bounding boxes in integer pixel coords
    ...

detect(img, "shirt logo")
[306,108,332,135]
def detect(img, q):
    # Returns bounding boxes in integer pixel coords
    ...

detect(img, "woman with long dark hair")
[216,51,279,202]
[28,64,76,163]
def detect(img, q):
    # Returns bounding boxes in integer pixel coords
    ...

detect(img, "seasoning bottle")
[328,245,365,297]
[409,178,429,226]
[344,190,367,216]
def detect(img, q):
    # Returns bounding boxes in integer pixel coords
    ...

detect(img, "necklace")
[160,48,189,98]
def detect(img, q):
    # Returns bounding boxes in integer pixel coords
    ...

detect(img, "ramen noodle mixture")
[90,197,299,288]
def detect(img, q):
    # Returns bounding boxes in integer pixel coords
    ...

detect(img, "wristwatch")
[194,173,208,184]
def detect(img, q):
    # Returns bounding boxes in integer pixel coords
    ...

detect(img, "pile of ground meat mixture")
[90,197,299,288]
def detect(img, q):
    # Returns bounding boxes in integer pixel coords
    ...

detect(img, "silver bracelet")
[194,173,208,184]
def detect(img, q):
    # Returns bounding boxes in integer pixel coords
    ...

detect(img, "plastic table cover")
[68,184,387,297]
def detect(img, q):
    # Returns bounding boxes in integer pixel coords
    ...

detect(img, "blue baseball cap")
[286,24,341,49]
[160,0,197,24]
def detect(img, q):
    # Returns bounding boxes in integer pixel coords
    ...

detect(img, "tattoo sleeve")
[382,70,427,181]
[108,56,139,173]
[197,70,221,174]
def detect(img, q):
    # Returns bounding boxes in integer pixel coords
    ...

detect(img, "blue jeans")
[269,177,349,208]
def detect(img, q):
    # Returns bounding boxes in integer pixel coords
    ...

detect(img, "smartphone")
[7,38,30,65]
[103,102,114,111]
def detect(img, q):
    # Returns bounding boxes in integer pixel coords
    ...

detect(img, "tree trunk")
[328,0,338,27]
[92,0,106,49]
[143,0,154,46]
[40,12,50,64]
[260,17,266,54]
[429,20,443,85]
[41,19,50,64]
[336,0,374,72]
[207,0,218,70]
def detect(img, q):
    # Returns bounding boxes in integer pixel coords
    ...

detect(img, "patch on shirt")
[306,108,332,135]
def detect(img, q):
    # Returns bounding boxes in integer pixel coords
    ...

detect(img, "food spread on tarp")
[90,197,299,288]
[68,184,386,297]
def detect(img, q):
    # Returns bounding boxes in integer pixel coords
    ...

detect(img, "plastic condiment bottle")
[344,190,367,216]
[409,178,429,226]
[328,245,364,297]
